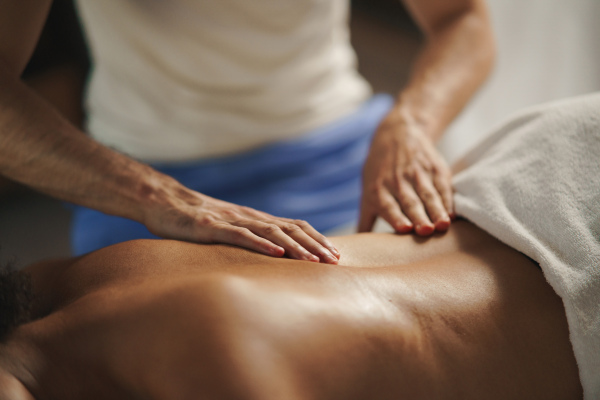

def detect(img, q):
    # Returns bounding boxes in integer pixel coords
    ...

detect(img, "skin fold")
[0,221,582,399]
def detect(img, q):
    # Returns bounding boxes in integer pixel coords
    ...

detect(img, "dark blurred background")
[0,0,422,268]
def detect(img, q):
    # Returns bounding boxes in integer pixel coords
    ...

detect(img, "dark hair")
[0,262,33,340]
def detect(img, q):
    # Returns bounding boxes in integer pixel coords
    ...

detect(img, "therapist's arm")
[359,0,494,235]
[0,1,339,263]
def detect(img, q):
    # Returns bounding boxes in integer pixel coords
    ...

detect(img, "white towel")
[454,93,600,399]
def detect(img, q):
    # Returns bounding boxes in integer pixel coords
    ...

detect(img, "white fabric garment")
[453,93,600,399]
[75,0,371,162]
[439,0,600,163]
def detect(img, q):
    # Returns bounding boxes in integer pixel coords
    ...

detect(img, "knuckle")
[292,219,310,229]
[401,164,417,178]
[230,227,250,240]
[238,206,254,214]
[373,185,386,200]
[221,209,239,220]
[391,175,403,193]
[262,224,280,235]
[431,162,443,174]
[366,181,383,197]
[282,224,302,234]
[400,196,418,209]
[198,214,217,226]
[420,159,434,172]
[420,190,435,203]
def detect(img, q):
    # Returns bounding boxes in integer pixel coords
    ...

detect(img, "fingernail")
[305,254,319,262]
[323,249,336,259]
[324,240,339,256]
[324,254,338,264]
[396,223,413,233]
[270,246,285,256]
[435,219,450,231]
[415,224,434,236]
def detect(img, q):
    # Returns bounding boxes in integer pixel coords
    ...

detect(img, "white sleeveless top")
[75,0,371,162]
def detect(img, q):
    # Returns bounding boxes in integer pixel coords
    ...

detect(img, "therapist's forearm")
[359,1,494,234]
[0,61,173,223]
[0,63,341,262]
[396,0,495,142]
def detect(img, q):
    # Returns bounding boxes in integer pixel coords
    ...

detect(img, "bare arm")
[360,0,494,235]
[0,2,339,263]
[397,0,495,142]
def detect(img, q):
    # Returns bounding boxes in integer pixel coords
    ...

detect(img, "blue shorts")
[70,94,394,255]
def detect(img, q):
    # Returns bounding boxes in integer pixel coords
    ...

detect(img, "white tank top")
[75,0,371,162]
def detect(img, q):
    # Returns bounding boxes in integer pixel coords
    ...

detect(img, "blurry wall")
[440,0,600,163]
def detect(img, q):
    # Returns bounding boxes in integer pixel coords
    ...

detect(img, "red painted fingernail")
[270,246,285,256]
[415,224,434,236]
[396,224,413,233]
[435,219,450,231]
[305,254,319,262]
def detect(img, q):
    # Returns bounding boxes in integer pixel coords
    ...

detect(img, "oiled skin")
[0,221,582,399]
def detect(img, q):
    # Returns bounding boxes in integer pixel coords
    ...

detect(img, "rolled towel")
[454,92,600,399]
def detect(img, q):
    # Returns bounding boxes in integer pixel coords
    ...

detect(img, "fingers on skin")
[211,224,285,257]
[361,169,451,236]
[376,189,413,233]
[432,168,455,219]
[236,220,331,263]
[413,168,451,232]
[282,218,341,260]
[359,183,414,233]
[227,207,339,263]
[397,180,436,236]
[277,220,339,264]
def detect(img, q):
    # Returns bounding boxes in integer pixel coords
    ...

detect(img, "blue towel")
[70,94,394,255]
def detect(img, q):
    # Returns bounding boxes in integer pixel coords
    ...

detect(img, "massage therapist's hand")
[143,184,340,264]
[359,109,454,236]
[0,58,339,264]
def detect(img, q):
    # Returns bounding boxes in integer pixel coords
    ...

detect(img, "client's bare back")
[3,221,582,399]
